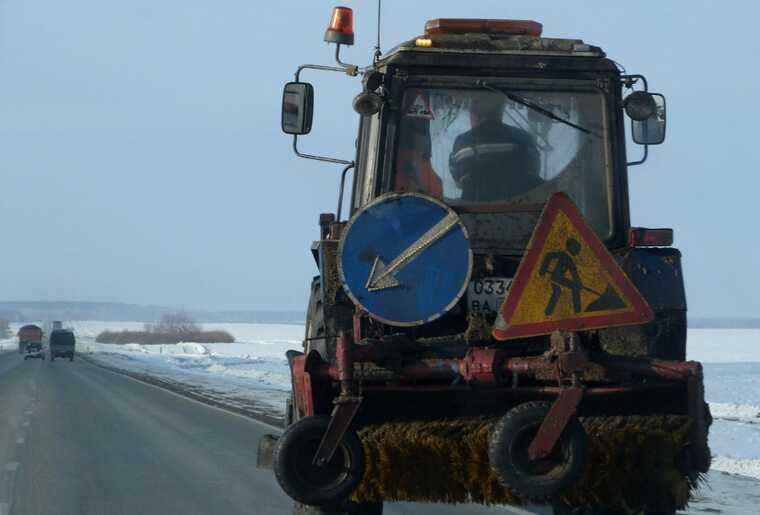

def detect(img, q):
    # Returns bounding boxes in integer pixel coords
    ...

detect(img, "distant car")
[50,329,76,361]
[24,342,45,360]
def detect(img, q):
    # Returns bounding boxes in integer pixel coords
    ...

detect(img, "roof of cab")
[378,33,605,65]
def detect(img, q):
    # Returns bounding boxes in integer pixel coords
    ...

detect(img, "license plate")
[467,277,512,314]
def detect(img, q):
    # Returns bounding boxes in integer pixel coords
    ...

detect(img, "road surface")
[0,352,542,515]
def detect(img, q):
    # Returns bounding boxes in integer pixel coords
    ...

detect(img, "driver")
[450,94,542,201]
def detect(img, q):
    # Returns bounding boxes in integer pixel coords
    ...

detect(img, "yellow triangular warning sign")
[493,193,653,340]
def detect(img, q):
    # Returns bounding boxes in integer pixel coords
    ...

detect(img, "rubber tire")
[69,356,74,362]
[274,416,364,507]
[489,401,587,499]
[304,276,329,361]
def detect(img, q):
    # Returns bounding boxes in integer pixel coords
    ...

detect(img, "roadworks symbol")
[493,193,653,340]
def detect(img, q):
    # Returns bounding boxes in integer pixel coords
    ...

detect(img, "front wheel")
[274,416,364,507]
[489,401,587,499]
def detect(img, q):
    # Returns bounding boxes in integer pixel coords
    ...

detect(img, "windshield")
[394,85,613,237]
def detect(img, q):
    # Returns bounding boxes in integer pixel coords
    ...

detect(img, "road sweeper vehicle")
[258,8,711,515]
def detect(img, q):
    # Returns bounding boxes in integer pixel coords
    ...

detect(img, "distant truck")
[49,329,75,361]
[18,324,44,354]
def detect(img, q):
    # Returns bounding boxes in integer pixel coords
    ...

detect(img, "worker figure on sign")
[539,238,584,316]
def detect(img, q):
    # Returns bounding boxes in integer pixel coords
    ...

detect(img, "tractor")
[258,7,711,515]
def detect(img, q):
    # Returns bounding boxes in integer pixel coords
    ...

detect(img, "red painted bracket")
[528,387,585,461]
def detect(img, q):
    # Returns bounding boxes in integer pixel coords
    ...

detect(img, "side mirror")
[281,82,314,135]
[631,93,666,145]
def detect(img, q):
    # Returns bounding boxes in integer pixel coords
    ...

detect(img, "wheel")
[51,356,55,361]
[489,401,587,499]
[274,416,364,507]
[304,276,329,360]
[69,356,74,362]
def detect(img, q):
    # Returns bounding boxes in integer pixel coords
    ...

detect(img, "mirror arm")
[295,63,351,82]
[293,135,354,166]
[289,61,358,168]
[336,163,355,222]
[621,74,648,92]
[627,144,648,167]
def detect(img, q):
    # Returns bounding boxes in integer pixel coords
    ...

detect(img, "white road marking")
[21,421,29,427]
[15,437,24,445]
[5,463,18,473]
[24,410,32,416]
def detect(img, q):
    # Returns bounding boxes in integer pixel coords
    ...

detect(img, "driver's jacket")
[451,119,541,202]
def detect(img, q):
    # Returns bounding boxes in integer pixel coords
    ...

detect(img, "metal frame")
[289,61,359,167]
[363,66,630,248]
[291,328,711,474]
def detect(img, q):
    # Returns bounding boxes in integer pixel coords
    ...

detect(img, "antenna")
[373,0,382,63]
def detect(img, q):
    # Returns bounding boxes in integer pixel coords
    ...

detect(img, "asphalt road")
[0,352,542,515]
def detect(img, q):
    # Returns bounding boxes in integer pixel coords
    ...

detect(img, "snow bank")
[710,402,760,421]
[80,323,304,416]
[711,456,760,481]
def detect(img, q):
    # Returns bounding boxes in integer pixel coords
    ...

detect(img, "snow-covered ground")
[6,322,760,506]
[69,321,303,419]
[686,329,760,482]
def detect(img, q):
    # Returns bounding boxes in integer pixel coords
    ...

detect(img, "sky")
[0,0,756,317]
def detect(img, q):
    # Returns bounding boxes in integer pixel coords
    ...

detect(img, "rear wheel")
[489,401,587,499]
[274,416,364,507]
[304,276,329,360]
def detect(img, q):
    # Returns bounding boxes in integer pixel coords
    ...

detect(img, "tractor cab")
[282,9,679,356]
[284,14,665,252]
[268,9,706,515]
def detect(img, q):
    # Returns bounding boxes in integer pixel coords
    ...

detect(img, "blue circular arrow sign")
[338,193,472,326]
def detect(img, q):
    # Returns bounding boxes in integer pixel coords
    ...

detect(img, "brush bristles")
[353,415,697,512]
